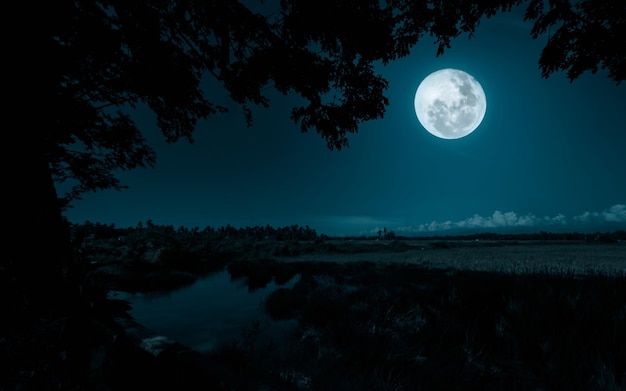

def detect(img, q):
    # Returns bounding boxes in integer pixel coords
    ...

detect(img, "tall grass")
[213,261,626,390]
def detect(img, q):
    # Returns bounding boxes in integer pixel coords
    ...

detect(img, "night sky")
[59,5,626,237]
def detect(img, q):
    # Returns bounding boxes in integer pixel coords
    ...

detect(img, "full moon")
[414,68,486,139]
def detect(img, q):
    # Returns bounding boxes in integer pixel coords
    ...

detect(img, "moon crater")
[414,69,487,139]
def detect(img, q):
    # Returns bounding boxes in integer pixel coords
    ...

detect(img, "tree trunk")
[4,142,71,314]
[4,7,72,314]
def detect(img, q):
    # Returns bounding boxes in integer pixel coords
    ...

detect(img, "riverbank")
[3,237,624,390]
[90,239,626,295]
[99,239,625,390]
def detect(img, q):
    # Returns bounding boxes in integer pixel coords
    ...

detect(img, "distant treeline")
[70,221,327,269]
[70,220,319,245]
[70,220,626,245]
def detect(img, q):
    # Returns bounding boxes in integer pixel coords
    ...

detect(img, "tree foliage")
[525,0,625,83]
[33,0,625,206]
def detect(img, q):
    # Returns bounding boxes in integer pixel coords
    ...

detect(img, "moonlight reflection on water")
[114,269,299,353]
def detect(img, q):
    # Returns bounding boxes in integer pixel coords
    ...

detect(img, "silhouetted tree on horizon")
[6,0,624,310]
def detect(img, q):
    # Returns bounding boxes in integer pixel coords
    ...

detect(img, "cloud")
[398,210,567,234]
[396,204,625,234]
[321,204,625,236]
[574,204,626,223]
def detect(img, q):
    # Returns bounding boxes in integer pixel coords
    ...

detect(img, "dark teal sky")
[59,5,626,236]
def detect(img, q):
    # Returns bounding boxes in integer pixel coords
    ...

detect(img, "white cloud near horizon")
[394,204,625,234]
[396,211,567,233]
[573,204,626,224]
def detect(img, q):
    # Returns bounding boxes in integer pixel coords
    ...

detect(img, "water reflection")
[112,268,299,353]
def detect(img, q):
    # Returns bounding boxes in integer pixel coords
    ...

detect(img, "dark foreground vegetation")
[2,222,625,390]
[259,262,626,390]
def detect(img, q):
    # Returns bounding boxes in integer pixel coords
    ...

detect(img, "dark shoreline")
[3,235,625,390]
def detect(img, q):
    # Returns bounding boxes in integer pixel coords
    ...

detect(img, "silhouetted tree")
[7,0,624,311]
[525,0,625,84]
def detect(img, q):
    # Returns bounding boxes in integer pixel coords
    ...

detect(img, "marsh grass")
[63,236,626,389]
[212,260,626,390]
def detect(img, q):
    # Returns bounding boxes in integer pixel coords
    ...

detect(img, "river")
[110,268,299,353]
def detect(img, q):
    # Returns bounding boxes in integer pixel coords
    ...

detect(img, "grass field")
[198,240,626,390]
[273,240,626,276]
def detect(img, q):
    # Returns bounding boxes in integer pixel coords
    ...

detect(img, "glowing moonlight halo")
[414,68,486,139]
